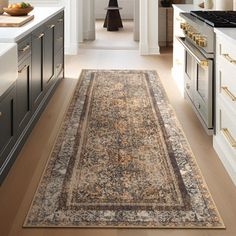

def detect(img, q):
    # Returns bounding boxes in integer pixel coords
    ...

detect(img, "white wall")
[95,0,134,20]
[83,0,95,40]
[17,0,79,55]
[139,0,159,55]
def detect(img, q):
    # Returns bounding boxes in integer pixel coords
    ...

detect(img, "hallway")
[80,20,139,50]
[0,48,236,236]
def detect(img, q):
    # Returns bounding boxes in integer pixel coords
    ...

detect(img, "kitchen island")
[0,7,64,183]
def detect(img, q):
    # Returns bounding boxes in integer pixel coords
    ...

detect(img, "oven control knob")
[195,37,207,47]
[180,22,187,30]
[187,30,194,38]
[198,39,207,47]
[192,33,200,41]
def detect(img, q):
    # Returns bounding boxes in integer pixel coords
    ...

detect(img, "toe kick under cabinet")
[0,10,64,183]
[213,33,236,186]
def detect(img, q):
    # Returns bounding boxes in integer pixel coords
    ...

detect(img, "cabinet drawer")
[18,36,31,62]
[0,86,15,167]
[217,36,236,68]
[218,105,236,151]
[54,13,64,54]
[16,57,31,135]
[217,68,236,112]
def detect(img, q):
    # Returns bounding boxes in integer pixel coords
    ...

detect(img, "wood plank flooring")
[0,48,236,236]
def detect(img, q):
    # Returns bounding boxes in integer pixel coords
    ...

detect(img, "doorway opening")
[80,0,139,50]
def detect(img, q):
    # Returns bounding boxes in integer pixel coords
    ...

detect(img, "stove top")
[190,11,236,27]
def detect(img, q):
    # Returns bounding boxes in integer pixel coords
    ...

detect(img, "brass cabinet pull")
[19,44,30,52]
[49,24,55,29]
[221,128,236,148]
[57,18,63,22]
[18,65,27,73]
[221,86,236,101]
[0,111,2,117]
[222,53,236,64]
[57,36,63,41]
[37,33,44,39]
[199,60,208,67]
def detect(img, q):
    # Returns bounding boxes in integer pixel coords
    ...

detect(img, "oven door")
[177,37,213,131]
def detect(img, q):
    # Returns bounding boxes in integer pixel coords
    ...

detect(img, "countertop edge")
[214,28,236,45]
[0,7,64,43]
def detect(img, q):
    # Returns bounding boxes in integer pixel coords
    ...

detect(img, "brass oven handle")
[19,44,30,52]
[37,33,44,39]
[221,86,236,101]
[199,60,208,67]
[221,128,236,148]
[176,37,208,67]
[222,53,236,64]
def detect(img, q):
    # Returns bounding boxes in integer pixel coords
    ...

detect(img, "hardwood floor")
[0,48,236,236]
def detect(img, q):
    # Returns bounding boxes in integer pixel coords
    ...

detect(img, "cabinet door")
[0,86,15,167]
[54,49,64,81]
[16,57,31,135]
[43,22,55,87]
[32,29,44,110]
[54,13,64,55]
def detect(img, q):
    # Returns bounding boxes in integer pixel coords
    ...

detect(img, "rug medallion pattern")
[24,70,224,228]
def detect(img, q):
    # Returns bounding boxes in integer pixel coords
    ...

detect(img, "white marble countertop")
[0,7,64,43]
[0,43,17,97]
[172,4,217,12]
[172,4,203,12]
[214,28,236,44]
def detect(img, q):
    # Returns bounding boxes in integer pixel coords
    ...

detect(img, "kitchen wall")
[94,0,134,20]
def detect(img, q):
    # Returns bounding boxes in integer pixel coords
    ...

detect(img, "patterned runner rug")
[24,70,224,228]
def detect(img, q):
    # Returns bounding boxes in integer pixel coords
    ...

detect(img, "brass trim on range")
[221,86,236,101]
[222,53,236,64]
[221,128,236,148]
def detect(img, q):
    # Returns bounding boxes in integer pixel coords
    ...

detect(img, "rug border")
[23,69,226,229]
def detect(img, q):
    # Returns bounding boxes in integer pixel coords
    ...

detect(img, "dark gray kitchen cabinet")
[43,21,55,87]
[16,56,31,136]
[54,13,64,55]
[0,85,16,173]
[31,27,44,110]
[0,10,64,184]
[54,12,64,81]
